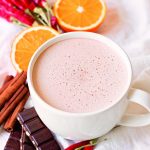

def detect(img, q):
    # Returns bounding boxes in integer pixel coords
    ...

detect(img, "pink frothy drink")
[33,38,129,113]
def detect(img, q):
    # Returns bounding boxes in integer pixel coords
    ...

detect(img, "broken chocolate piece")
[30,128,53,146]
[17,107,61,150]
[24,117,44,135]
[18,107,37,123]
[38,140,61,150]
[4,122,21,150]
[20,129,35,150]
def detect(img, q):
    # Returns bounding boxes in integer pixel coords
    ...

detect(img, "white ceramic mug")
[27,32,150,140]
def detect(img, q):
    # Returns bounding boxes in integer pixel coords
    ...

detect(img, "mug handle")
[119,88,150,127]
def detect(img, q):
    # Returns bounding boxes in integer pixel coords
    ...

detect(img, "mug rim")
[27,31,133,117]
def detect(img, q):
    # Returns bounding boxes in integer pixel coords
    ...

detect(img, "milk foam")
[33,38,129,113]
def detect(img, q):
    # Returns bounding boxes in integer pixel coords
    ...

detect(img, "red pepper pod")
[12,8,34,25]
[33,0,47,8]
[0,3,34,26]
[84,145,95,150]
[33,0,41,5]
[20,0,36,11]
[0,0,13,7]
[0,4,11,21]
[65,141,90,150]
[50,16,58,30]
[38,0,46,7]
[10,0,26,10]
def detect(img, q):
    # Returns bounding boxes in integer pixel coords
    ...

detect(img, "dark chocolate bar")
[4,122,21,150]
[17,107,61,150]
[20,129,35,150]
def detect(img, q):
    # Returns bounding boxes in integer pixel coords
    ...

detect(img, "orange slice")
[54,0,106,32]
[11,26,59,72]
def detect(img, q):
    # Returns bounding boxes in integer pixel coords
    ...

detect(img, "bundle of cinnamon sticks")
[0,71,29,132]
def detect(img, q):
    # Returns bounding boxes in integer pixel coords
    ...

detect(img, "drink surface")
[33,38,129,113]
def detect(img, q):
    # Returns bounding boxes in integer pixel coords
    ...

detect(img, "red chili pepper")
[21,0,36,11]
[33,0,41,5]
[33,0,47,8]
[0,5,11,21]
[0,3,34,26]
[84,145,95,150]
[50,16,58,30]
[10,0,27,10]
[0,0,13,7]
[39,0,46,7]
[0,0,29,11]
[65,141,90,150]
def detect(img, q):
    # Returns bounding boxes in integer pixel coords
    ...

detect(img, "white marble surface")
[1,0,150,149]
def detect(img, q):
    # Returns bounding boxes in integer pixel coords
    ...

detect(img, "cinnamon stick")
[0,85,25,113]
[0,85,28,125]
[4,92,30,132]
[0,75,14,95]
[3,75,14,85]
[0,71,27,109]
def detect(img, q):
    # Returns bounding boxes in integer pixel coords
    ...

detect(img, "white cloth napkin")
[1,0,150,149]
